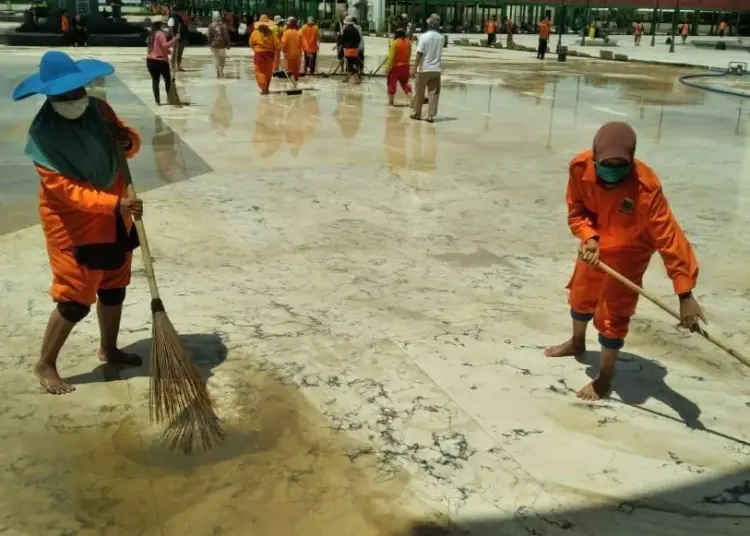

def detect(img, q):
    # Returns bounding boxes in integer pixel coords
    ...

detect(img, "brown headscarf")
[592,121,636,163]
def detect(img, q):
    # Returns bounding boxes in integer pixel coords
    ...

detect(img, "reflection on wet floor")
[3,55,748,234]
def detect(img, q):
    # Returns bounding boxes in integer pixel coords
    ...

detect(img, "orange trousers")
[285,56,301,81]
[48,246,132,305]
[567,250,652,346]
[273,50,281,71]
[254,52,274,92]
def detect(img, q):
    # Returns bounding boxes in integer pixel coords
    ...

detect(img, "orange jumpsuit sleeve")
[566,167,599,243]
[93,98,141,159]
[646,189,699,295]
[38,167,120,215]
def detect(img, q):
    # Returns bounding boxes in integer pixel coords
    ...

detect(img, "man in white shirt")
[411,14,443,123]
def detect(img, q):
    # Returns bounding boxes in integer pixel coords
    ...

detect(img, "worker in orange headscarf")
[301,16,320,75]
[281,17,302,88]
[250,15,280,94]
[13,51,143,394]
[545,122,704,401]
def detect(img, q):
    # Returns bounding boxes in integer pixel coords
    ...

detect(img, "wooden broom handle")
[597,261,750,368]
[117,146,161,301]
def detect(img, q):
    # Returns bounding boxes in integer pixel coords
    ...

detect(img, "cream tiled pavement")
[0,44,749,535]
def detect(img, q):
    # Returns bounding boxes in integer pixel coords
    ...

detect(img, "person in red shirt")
[545,122,705,401]
[681,21,690,44]
[537,17,551,59]
[633,21,644,46]
[505,17,514,46]
[386,28,412,106]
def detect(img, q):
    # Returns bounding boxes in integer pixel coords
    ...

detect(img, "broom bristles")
[148,310,225,452]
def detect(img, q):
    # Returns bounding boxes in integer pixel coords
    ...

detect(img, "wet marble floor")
[0,47,749,535]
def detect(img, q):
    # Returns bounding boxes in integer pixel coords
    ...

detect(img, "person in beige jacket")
[207,11,231,78]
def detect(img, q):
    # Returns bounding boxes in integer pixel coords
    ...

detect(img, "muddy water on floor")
[0,367,452,536]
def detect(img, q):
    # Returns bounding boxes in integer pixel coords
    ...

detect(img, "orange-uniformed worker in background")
[537,16,551,59]
[250,15,280,94]
[485,16,497,47]
[545,122,705,401]
[281,17,303,87]
[301,16,320,75]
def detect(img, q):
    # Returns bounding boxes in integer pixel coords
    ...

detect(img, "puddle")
[1,367,451,535]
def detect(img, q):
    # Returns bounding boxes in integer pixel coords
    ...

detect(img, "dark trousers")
[175,40,186,66]
[346,56,361,75]
[146,58,171,104]
[487,33,496,47]
[537,38,548,59]
[73,28,86,46]
[304,52,317,74]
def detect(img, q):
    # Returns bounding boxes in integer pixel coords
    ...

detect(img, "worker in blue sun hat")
[13,51,144,395]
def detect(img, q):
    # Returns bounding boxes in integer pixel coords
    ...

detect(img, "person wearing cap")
[340,16,362,83]
[250,14,280,94]
[13,51,143,395]
[546,121,704,401]
[301,16,320,76]
[411,14,443,122]
[281,17,302,87]
[272,15,284,72]
[207,10,231,78]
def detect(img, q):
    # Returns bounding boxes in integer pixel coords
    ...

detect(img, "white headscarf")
[212,11,221,23]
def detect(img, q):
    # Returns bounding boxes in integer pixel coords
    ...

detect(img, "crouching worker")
[13,51,143,394]
[545,121,705,401]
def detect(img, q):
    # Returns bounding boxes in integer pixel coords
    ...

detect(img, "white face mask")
[51,96,89,120]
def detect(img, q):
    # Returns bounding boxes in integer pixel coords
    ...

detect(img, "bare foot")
[98,349,142,367]
[545,338,585,358]
[34,362,76,395]
[576,374,612,401]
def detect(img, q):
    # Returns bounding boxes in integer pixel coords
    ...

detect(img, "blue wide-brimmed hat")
[12,51,114,101]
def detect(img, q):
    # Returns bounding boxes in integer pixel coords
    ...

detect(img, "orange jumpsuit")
[566,150,698,348]
[250,29,280,92]
[39,99,141,306]
[272,25,283,71]
[301,23,320,74]
[281,28,302,80]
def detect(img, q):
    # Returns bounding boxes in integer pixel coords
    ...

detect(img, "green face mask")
[595,161,632,184]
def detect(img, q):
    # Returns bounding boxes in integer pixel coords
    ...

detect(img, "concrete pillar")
[369,0,385,34]
[347,0,359,21]
[60,0,97,16]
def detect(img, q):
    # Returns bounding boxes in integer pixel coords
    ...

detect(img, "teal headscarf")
[24,98,119,189]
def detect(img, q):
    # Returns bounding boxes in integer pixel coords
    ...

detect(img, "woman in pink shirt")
[146,21,179,105]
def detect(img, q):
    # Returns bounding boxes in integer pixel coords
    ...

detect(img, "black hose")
[678,69,750,98]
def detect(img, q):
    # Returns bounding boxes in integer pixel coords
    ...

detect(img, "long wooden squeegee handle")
[117,146,161,302]
[597,261,750,368]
